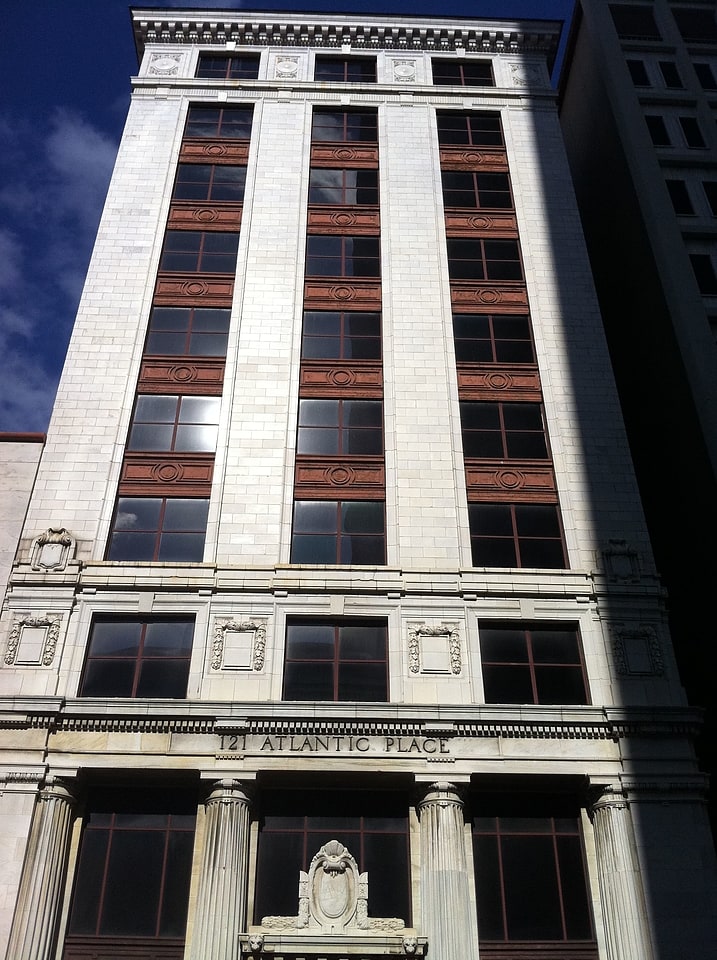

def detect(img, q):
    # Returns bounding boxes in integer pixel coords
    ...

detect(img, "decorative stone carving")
[391,59,417,82]
[246,934,264,955]
[260,840,405,934]
[212,619,267,671]
[611,625,664,676]
[30,528,74,571]
[508,61,545,86]
[147,52,183,76]
[407,622,461,675]
[275,56,299,79]
[602,539,640,581]
[5,615,62,666]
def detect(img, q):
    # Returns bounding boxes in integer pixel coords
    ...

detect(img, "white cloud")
[0,230,23,292]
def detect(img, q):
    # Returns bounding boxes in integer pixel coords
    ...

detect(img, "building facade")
[559,0,717,834]
[1,7,716,960]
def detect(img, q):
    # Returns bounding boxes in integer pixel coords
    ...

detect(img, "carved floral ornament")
[407,621,462,675]
[5,615,62,666]
[211,618,267,671]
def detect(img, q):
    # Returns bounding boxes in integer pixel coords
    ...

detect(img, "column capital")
[416,781,465,813]
[588,784,628,817]
[38,776,78,805]
[203,778,253,806]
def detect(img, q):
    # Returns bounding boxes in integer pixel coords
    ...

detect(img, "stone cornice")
[131,8,562,68]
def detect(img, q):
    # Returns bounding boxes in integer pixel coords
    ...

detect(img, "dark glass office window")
[460,402,549,460]
[679,117,706,149]
[672,8,717,42]
[79,618,194,698]
[694,63,717,91]
[184,105,253,139]
[297,399,383,456]
[254,789,410,923]
[447,239,523,281]
[172,164,246,202]
[703,181,717,216]
[658,61,683,88]
[311,109,378,143]
[145,306,231,357]
[645,115,670,146]
[291,500,385,564]
[283,620,388,701]
[469,503,567,569]
[305,236,381,278]
[107,497,209,562]
[690,254,717,295]
[309,168,379,205]
[437,111,504,147]
[432,59,494,86]
[67,788,196,941]
[473,796,594,943]
[453,314,535,364]
[159,231,239,273]
[196,54,260,79]
[479,624,588,705]
[442,171,512,209]
[665,179,694,215]
[301,311,381,361]
[127,395,220,453]
[314,56,376,82]
[609,5,661,39]
[626,59,650,85]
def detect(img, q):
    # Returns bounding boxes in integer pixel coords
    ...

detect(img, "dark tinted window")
[645,115,670,146]
[442,171,512,209]
[184,105,253,139]
[107,497,209,562]
[297,399,383,456]
[311,109,378,142]
[283,620,388,701]
[291,500,385,564]
[665,179,694,215]
[127,395,220,452]
[626,59,650,85]
[145,307,230,357]
[609,5,661,39]
[305,236,381,278]
[314,57,376,82]
[196,54,260,79]
[432,59,494,86]
[437,111,504,147]
[469,503,567,569]
[460,402,549,460]
[159,231,239,273]
[301,311,381,361]
[453,314,535,364]
[173,164,246,202]
[703,181,717,216]
[690,254,717,294]
[694,63,717,90]
[658,61,683,88]
[447,239,523,282]
[672,7,717,42]
[309,168,379,205]
[679,116,706,149]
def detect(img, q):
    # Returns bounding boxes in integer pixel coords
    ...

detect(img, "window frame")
[297,398,384,457]
[283,619,389,702]
[107,496,210,563]
[196,53,260,80]
[645,115,671,146]
[441,170,513,210]
[314,56,377,83]
[665,179,695,216]
[679,116,706,149]
[432,58,495,87]
[452,313,536,365]
[144,306,231,358]
[460,401,550,460]
[447,238,524,282]
[290,499,386,565]
[305,235,381,279]
[184,105,254,140]
[78,617,195,699]
[436,110,505,147]
[127,394,221,454]
[172,163,247,203]
[468,502,567,569]
[159,230,240,274]
[301,310,382,362]
[308,167,379,206]
[311,108,378,143]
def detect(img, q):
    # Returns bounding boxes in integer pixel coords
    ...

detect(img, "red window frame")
[196,54,260,79]
[468,503,567,569]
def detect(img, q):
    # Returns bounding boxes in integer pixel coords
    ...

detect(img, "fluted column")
[5,777,77,960]
[417,781,479,960]
[590,788,655,960]
[188,779,252,960]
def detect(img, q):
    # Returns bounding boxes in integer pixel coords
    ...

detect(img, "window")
[645,115,670,146]
[283,620,388,701]
[436,110,504,147]
[479,624,588,704]
[291,500,385,564]
[305,235,381,278]
[196,53,260,79]
[314,56,376,82]
[626,59,650,85]
[172,163,246,202]
[453,314,535,364]
[309,168,379,205]
[690,254,717,295]
[184,105,253,139]
[609,5,661,40]
[447,239,523,281]
[472,795,594,945]
[254,789,410,923]
[159,231,239,273]
[79,618,194,698]
[301,311,381,361]
[703,181,717,216]
[432,58,494,86]
[66,787,195,947]
[107,497,209,562]
[460,402,549,459]
[311,109,378,143]
[659,61,683,88]
[127,395,220,452]
[441,171,512,209]
[144,306,230,357]
[694,63,717,91]
[297,399,383,455]
[469,503,567,569]
[665,179,694,215]
[672,7,717,42]
[679,116,706,149]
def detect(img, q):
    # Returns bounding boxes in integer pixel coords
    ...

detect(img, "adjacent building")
[1,7,716,960]
[559,0,717,837]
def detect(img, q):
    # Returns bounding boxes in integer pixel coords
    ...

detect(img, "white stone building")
[1,8,716,960]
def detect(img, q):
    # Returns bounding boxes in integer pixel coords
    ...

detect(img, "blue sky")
[0,1,574,432]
